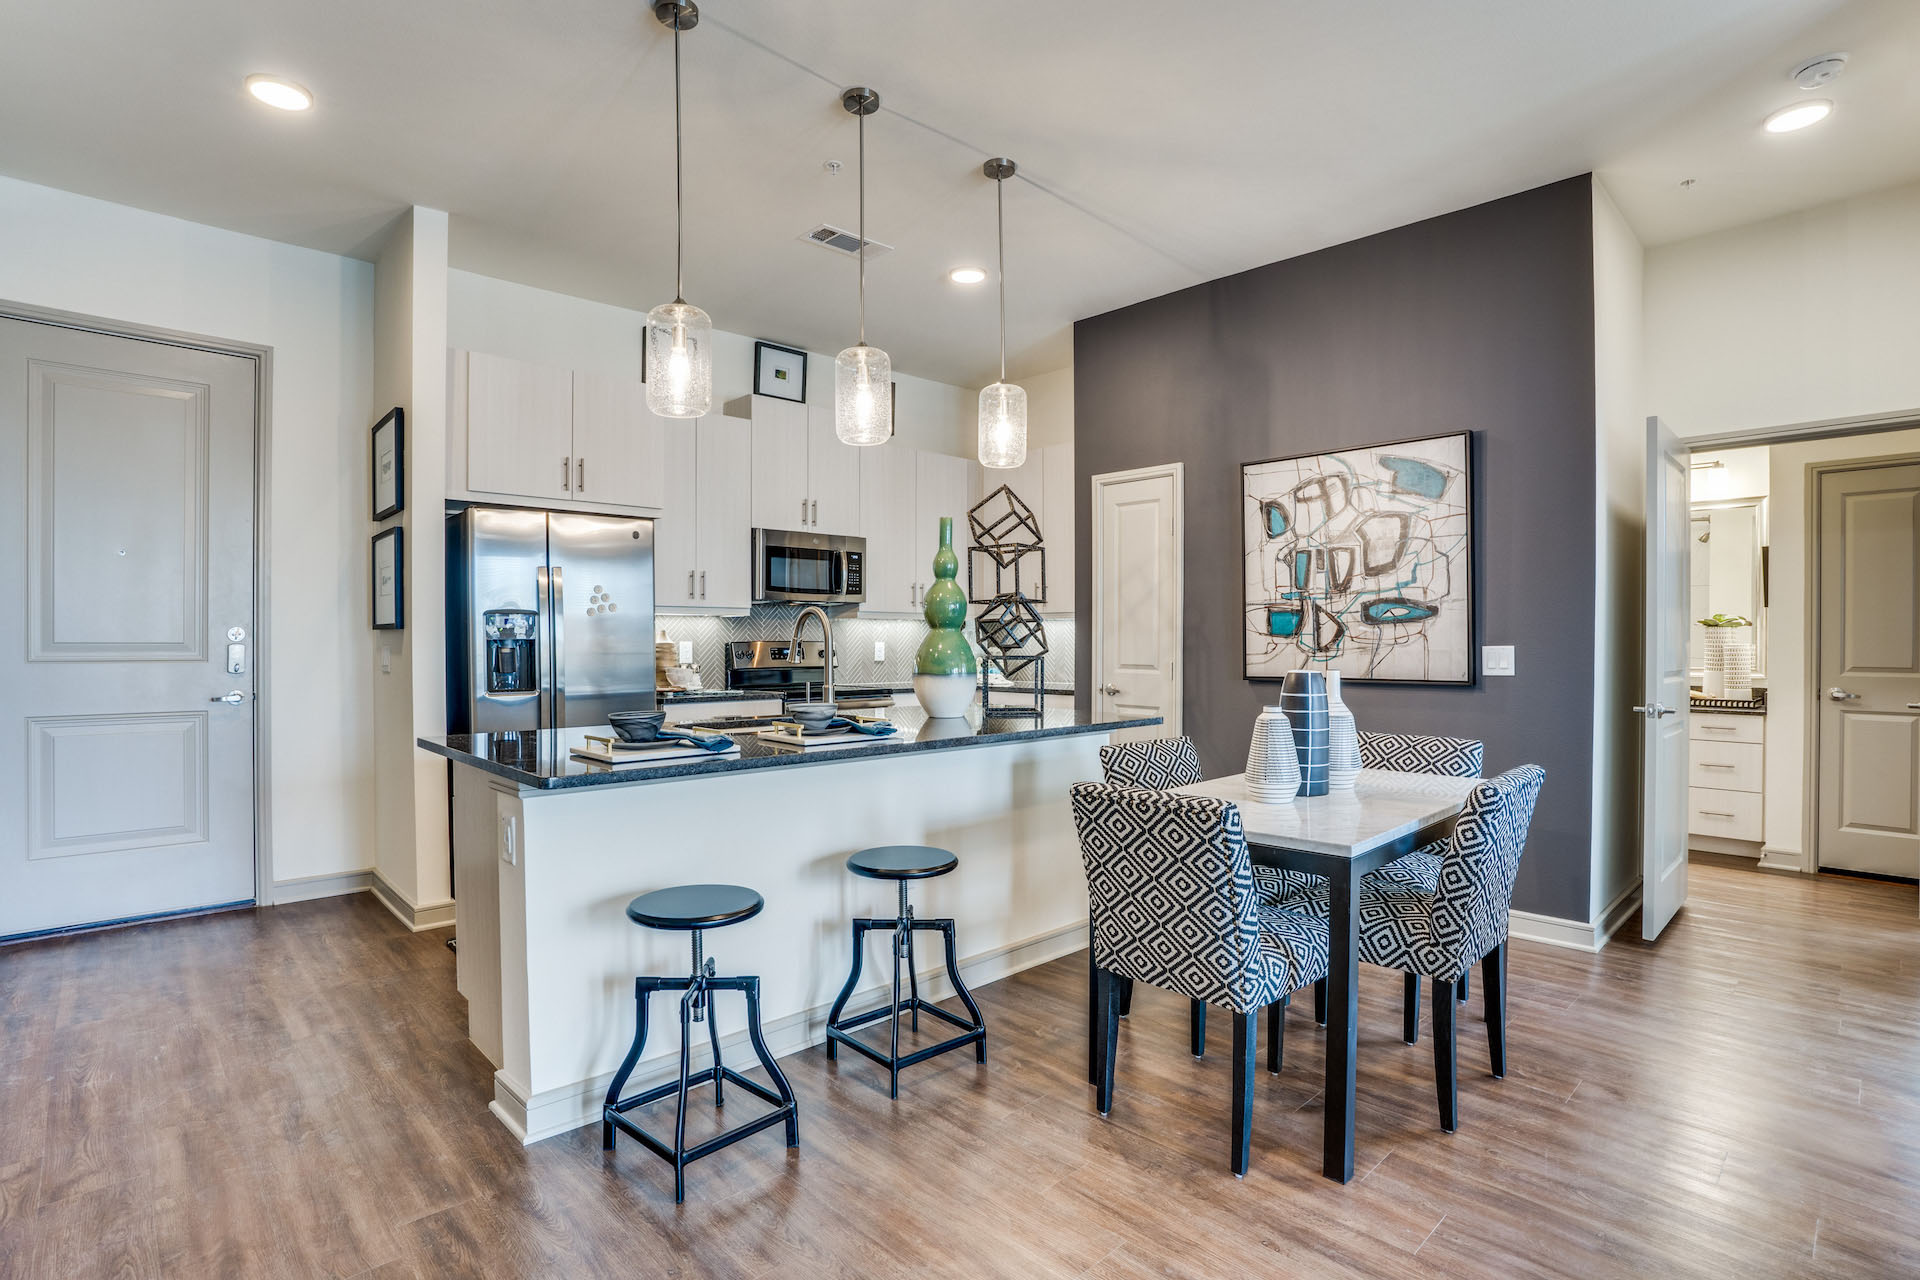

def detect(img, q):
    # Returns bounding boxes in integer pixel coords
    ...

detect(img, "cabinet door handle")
[1701,762,1735,770]
[801,497,808,526]
[699,570,706,600]
[577,457,585,492]
[811,499,818,526]
[562,455,571,491]
[687,570,695,599]
[1700,725,1736,732]
[1699,810,1736,819]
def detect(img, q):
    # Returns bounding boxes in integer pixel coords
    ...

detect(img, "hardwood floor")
[2,855,1916,1278]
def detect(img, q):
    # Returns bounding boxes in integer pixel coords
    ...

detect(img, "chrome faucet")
[792,606,835,707]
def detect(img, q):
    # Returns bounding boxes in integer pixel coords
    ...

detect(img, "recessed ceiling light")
[1764,99,1830,134]
[245,75,312,112]
[949,267,986,285]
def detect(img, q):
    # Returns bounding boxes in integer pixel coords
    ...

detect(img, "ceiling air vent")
[799,223,893,260]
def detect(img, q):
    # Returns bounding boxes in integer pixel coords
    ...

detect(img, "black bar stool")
[602,883,798,1202]
[824,846,986,1098]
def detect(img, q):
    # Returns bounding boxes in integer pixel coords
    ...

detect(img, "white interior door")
[1093,465,1182,741]
[0,316,257,938]
[1816,462,1920,879]
[1641,416,1691,940]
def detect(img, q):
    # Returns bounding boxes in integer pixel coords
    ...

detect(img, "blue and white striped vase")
[1281,670,1330,797]
[1326,670,1361,790]
[1244,705,1301,804]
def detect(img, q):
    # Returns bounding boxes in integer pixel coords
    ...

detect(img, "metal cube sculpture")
[967,484,1049,717]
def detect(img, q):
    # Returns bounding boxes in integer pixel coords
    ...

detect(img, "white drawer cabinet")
[1687,711,1765,845]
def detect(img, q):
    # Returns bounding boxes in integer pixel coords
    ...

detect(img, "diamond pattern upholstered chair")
[1354,764,1545,1132]
[1071,781,1330,1176]
[1095,737,1321,1062]
[1355,731,1485,1039]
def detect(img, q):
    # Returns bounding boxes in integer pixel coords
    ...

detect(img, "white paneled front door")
[1093,464,1182,742]
[1640,417,1690,940]
[1816,461,1920,880]
[0,317,258,938]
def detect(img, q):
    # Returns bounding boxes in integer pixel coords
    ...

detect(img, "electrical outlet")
[873,640,886,662]
[380,646,392,675]
[496,794,518,866]
[678,640,693,664]
[1482,645,1516,677]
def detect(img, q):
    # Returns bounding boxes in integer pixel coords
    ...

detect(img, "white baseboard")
[370,873,457,932]
[1688,835,1762,858]
[268,870,371,905]
[1758,845,1810,873]
[1509,881,1640,954]
[493,917,1090,1146]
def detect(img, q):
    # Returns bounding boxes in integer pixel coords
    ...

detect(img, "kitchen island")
[419,706,1158,1143]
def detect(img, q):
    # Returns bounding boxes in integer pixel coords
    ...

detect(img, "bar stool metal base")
[601,961,798,1203]
[824,888,986,1099]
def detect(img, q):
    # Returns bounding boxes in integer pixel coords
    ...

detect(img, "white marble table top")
[1171,769,1479,859]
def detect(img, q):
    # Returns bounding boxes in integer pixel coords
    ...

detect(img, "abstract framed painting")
[1242,432,1473,685]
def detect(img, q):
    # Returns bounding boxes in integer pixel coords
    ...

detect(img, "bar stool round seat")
[603,881,796,1203]
[825,846,985,1098]
[625,884,764,931]
[845,846,958,881]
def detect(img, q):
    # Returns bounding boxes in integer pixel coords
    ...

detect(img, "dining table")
[1168,767,1480,1182]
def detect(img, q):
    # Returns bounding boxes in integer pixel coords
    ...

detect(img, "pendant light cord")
[672,16,685,304]
[996,173,1006,384]
[857,106,867,348]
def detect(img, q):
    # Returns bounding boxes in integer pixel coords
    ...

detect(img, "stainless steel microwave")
[752,528,866,605]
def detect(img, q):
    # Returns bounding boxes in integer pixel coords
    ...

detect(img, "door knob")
[1828,687,1861,702]
[210,690,247,705]
[1630,704,1677,718]
[1099,683,1121,696]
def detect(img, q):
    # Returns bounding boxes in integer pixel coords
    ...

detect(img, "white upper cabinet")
[806,401,863,536]
[915,450,976,604]
[657,414,752,613]
[858,443,919,615]
[747,395,810,531]
[464,350,573,502]
[1038,442,1075,617]
[571,369,664,510]
[452,350,665,513]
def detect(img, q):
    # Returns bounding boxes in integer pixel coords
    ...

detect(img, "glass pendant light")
[644,1,712,418]
[834,87,892,445]
[977,158,1027,469]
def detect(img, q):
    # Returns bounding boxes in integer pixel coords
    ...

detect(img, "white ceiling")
[2,0,1910,385]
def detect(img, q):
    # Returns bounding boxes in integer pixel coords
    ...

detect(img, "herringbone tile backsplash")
[659,605,1075,692]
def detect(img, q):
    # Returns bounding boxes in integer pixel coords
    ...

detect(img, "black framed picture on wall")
[371,526,404,630]
[370,407,403,520]
[1241,431,1474,684]
[753,340,808,402]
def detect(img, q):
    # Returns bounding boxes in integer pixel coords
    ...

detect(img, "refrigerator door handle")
[550,565,567,730]
[535,566,553,729]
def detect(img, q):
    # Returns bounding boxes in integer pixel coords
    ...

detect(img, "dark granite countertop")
[1689,688,1767,717]
[419,706,1158,791]
[659,683,1077,704]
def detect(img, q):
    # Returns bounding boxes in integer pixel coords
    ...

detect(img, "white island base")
[444,722,1122,1144]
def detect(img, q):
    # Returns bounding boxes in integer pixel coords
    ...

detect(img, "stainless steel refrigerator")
[446,507,656,734]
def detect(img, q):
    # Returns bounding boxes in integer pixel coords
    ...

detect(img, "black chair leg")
[1087,949,1099,1084]
[935,918,988,1064]
[1095,968,1120,1116]
[1189,999,1207,1058]
[1402,972,1421,1045]
[1117,977,1133,1018]
[1483,941,1508,1078]
[1230,1010,1255,1178]
[1458,969,1470,1005]
[602,978,652,1150]
[1266,996,1286,1075]
[1313,977,1327,1027]
[704,986,724,1109]
[1433,977,1458,1133]
[826,919,872,1063]
[672,989,695,1202]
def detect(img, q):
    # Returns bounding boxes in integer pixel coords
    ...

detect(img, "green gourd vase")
[913,517,977,717]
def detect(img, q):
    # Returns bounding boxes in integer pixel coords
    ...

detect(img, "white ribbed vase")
[1722,632,1754,700]
[1326,671,1360,790]
[1701,627,1729,697]
[1246,705,1301,804]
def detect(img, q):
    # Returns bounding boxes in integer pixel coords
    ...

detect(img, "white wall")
[0,175,375,890]
[1647,179,1920,438]
[1022,366,1075,450]
[448,270,978,456]
[1590,180,1646,925]
[1759,427,1920,868]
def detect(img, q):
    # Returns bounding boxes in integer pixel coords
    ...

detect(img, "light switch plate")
[1482,645,1515,676]
[380,646,392,675]
[678,640,693,664]
[873,640,886,662]
[496,794,518,866]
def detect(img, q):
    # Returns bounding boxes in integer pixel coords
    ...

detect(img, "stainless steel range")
[724,640,892,709]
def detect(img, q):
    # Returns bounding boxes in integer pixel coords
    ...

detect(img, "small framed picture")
[370,407,404,520]
[371,526,404,630]
[753,341,808,402]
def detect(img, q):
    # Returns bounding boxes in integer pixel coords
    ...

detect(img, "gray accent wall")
[1074,176,1599,923]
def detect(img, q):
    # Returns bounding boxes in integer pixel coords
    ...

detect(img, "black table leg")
[1322,867,1359,1182]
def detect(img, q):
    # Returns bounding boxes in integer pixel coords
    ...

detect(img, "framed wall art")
[1242,431,1473,684]
[370,407,403,520]
[371,526,404,630]
[753,340,808,402]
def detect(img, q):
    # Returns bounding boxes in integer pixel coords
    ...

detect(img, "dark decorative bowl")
[607,711,668,743]
[786,701,838,726]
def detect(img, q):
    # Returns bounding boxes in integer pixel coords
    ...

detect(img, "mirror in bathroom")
[1689,497,1766,678]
